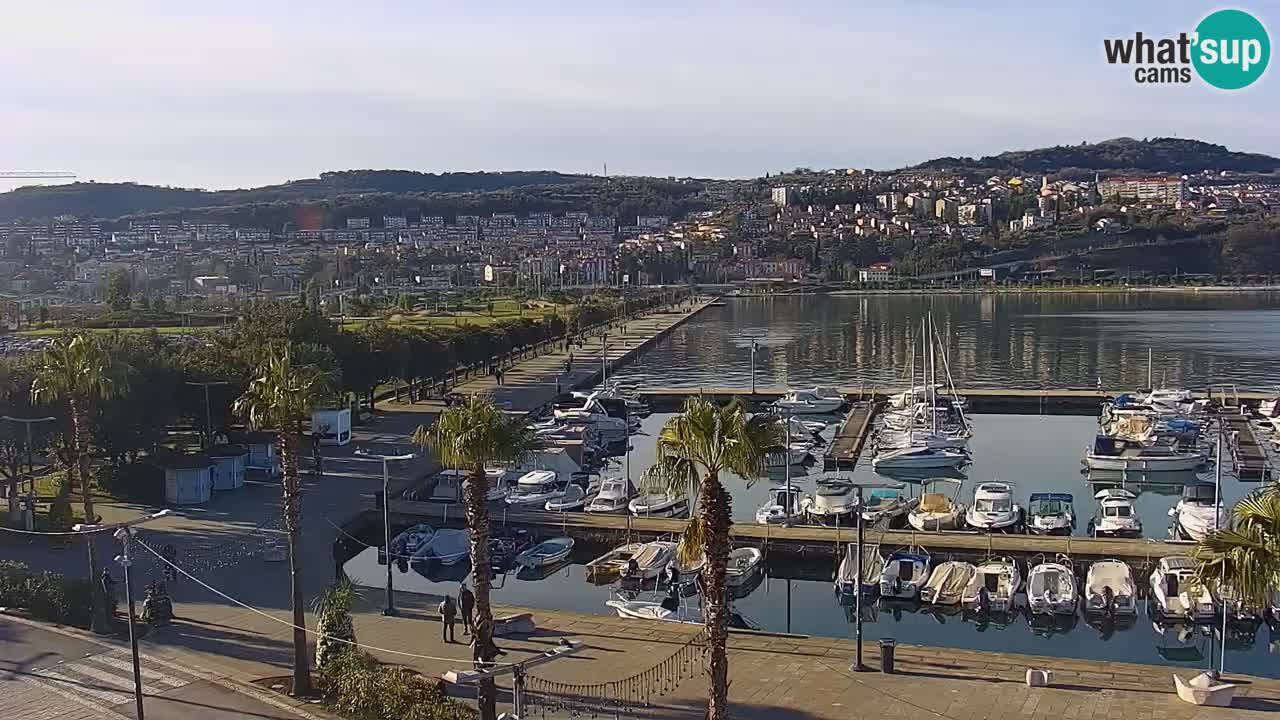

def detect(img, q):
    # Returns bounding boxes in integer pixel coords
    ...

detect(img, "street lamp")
[355,449,416,616]
[74,510,171,720]
[185,381,228,449]
[749,341,758,395]
[842,478,904,672]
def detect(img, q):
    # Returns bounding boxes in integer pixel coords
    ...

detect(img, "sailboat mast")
[927,315,936,435]
[932,321,968,434]
[1147,348,1153,390]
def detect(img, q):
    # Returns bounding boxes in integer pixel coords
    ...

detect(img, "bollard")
[879,638,896,674]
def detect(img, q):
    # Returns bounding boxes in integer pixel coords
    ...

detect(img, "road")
[0,617,313,720]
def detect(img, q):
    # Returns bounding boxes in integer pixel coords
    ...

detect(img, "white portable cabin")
[312,408,352,447]
[159,455,214,505]
[207,444,248,491]
[232,431,280,478]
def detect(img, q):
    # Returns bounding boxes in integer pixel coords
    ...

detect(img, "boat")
[545,483,587,512]
[668,547,706,577]
[605,598,679,621]
[553,393,629,440]
[835,543,883,598]
[964,481,1022,532]
[755,485,803,525]
[515,537,575,568]
[585,542,645,580]
[859,487,917,527]
[765,442,813,468]
[1026,493,1075,536]
[774,389,844,415]
[1084,559,1137,616]
[1169,482,1222,542]
[878,428,969,451]
[922,561,977,605]
[1149,556,1216,623]
[1217,584,1266,624]
[388,523,435,561]
[1027,558,1077,615]
[619,541,677,580]
[962,557,1021,613]
[872,445,968,471]
[879,550,931,600]
[1084,435,1203,472]
[628,492,689,518]
[907,478,966,531]
[504,470,565,506]
[800,480,858,526]
[1090,488,1142,538]
[725,547,763,586]
[420,528,470,566]
[585,477,633,514]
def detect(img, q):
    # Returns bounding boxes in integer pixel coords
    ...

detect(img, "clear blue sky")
[0,1,1273,190]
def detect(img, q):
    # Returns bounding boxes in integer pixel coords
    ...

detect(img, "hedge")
[0,561,94,628]
[318,650,475,720]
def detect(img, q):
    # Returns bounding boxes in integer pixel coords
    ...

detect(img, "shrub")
[319,650,475,720]
[95,463,165,503]
[314,579,358,670]
[0,561,94,628]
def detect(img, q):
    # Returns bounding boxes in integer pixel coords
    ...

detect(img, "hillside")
[912,137,1280,176]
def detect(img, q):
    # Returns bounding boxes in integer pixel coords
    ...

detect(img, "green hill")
[912,137,1279,176]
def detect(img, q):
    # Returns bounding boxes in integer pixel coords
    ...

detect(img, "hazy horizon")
[2,1,1274,192]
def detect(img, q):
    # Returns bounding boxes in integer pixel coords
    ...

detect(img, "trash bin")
[879,638,896,674]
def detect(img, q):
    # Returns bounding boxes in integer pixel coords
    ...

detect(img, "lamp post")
[73,510,171,720]
[750,341,758,395]
[355,449,416,616]
[185,381,228,449]
[844,478,905,672]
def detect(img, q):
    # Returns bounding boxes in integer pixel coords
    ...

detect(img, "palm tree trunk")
[699,473,732,720]
[466,462,497,720]
[279,430,312,696]
[71,398,109,634]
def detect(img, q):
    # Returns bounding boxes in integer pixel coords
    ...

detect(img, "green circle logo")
[1192,9,1270,89]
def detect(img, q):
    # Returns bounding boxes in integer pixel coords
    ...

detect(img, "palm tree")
[234,345,335,696]
[1194,484,1280,611]
[32,333,124,634]
[643,397,781,720]
[413,398,537,720]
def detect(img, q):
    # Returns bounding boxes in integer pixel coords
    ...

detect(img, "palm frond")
[233,344,337,432]
[675,517,706,566]
[31,333,125,407]
[413,397,538,469]
[1194,515,1280,608]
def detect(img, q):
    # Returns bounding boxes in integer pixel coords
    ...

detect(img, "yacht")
[504,470,564,506]
[800,480,858,526]
[774,389,844,415]
[879,550,931,600]
[836,542,883,598]
[755,485,803,525]
[922,561,977,605]
[1149,556,1216,623]
[585,477,633,514]
[964,481,1022,532]
[907,478,965,531]
[628,492,690,518]
[859,487,917,527]
[1169,482,1222,542]
[962,557,1021,613]
[1090,488,1142,538]
[1084,435,1203,472]
[1026,493,1075,536]
[872,445,968,471]
[553,393,629,440]
[1027,558,1077,616]
[1084,559,1137,617]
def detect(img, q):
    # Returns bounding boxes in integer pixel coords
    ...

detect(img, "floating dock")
[823,401,878,470]
[1221,413,1271,480]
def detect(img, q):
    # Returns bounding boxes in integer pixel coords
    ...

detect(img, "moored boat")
[962,557,1021,613]
[922,560,977,605]
[1027,558,1077,616]
[515,537,575,568]
[907,478,966,531]
[1084,559,1137,616]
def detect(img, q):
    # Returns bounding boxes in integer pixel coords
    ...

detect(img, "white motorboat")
[553,393,629,440]
[545,483,587,512]
[725,547,763,586]
[922,561,977,605]
[1169,482,1222,542]
[836,543,883,598]
[668,546,706,577]
[585,477,633,514]
[879,550,930,599]
[389,523,435,561]
[964,481,1022,532]
[628,492,689,518]
[620,541,677,580]
[755,485,803,525]
[1150,556,1216,623]
[1026,493,1075,536]
[1084,435,1203,472]
[585,542,645,580]
[1027,559,1077,616]
[515,537,575,568]
[859,487,917,527]
[1084,559,1137,616]
[872,445,968,471]
[605,598,677,621]
[765,442,813,468]
[505,470,565,506]
[774,389,844,415]
[962,557,1021,613]
[1090,488,1142,538]
[421,528,470,566]
[800,480,858,526]
[907,478,966,531]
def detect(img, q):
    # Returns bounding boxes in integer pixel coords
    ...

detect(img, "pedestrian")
[161,543,178,586]
[568,352,574,370]
[459,582,475,636]
[100,568,118,617]
[496,367,504,386]
[554,378,561,395]
[438,594,458,643]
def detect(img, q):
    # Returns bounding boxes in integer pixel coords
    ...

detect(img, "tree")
[1195,485,1280,611]
[104,268,132,312]
[31,334,125,634]
[643,398,781,720]
[233,345,336,696]
[412,399,537,720]
[314,578,358,670]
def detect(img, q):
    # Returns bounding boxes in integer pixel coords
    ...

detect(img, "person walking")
[100,568,118,617]
[438,594,458,643]
[458,582,476,636]
[495,367,504,386]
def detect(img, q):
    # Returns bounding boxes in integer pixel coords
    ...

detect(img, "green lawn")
[16,325,219,337]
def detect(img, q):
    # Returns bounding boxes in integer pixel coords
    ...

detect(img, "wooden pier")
[1221,413,1271,480]
[823,401,878,469]
[383,499,1192,565]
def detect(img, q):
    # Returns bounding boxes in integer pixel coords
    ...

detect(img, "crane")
[0,171,76,179]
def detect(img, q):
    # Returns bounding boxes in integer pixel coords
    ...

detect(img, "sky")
[0,1,1275,190]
